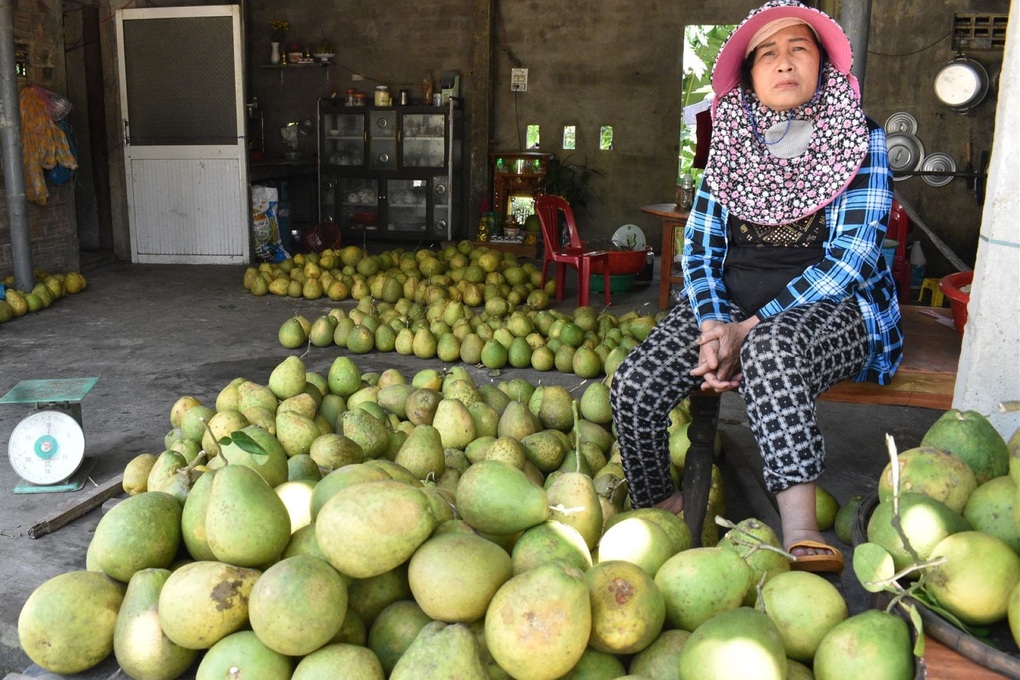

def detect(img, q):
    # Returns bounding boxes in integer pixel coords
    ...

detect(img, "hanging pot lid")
[886,132,925,181]
[934,55,989,112]
[884,112,918,135]
[921,152,957,187]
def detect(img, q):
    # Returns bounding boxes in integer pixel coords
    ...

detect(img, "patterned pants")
[609,297,868,507]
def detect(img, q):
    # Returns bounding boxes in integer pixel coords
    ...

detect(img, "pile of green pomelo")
[247,242,662,379]
[16,242,1020,678]
[0,269,88,324]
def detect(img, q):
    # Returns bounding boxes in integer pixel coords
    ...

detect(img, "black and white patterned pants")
[609,297,868,507]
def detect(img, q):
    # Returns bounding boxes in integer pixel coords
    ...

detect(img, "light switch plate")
[511,68,528,92]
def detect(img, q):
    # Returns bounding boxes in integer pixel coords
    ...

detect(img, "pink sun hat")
[711,0,858,100]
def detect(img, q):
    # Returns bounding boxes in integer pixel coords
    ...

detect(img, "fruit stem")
[715,516,797,560]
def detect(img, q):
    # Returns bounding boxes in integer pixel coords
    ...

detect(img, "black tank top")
[722,210,826,315]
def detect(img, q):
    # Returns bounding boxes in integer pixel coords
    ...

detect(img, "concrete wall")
[0,0,79,279]
[2,0,1012,278]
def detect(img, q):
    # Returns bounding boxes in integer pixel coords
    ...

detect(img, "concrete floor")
[0,256,945,678]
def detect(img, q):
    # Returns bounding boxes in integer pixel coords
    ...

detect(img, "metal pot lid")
[886,132,925,181]
[884,112,918,135]
[921,152,957,187]
[934,56,989,111]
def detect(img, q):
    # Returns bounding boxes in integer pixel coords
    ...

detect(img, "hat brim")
[712,4,856,99]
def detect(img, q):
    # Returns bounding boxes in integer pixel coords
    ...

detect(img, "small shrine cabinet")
[490,151,553,227]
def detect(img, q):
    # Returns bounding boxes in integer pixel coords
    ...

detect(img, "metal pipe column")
[0,0,32,290]
[841,0,873,91]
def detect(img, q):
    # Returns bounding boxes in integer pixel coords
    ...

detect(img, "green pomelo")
[310,463,389,519]
[180,470,216,560]
[249,555,348,656]
[293,643,384,680]
[629,628,691,679]
[579,381,613,425]
[310,433,364,471]
[408,532,513,622]
[497,399,541,441]
[113,568,198,680]
[585,560,665,654]
[394,424,446,480]
[195,630,292,680]
[347,565,412,627]
[718,517,791,605]
[18,571,125,675]
[316,480,436,578]
[158,561,261,650]
[963,475,1020,553]
[275,479,316,534]
[812,610,914,680]
[217,424,289,487]
[342,407,392,458]
[655,546,755,632]
[485,561,591,680]
[328,356,363,397]
[878,446,978,514]
[606,507,693,555]
[557,647,626,679]
[367,600,433,674]
[597,516,675,577]
[90,491,182,583]
[275,410,320,458]
[866,492,970,572]
[677,607,786,680]
[455,459,549,535]
[921,409,1010,484]
[926,530,1020,626]
[755,570,848,663]
[511,520,593,575]
[433,398,478,450]
[547,472,604,549]
[390,621,488,680]
[834,493,865,544]
[206,465,292,566]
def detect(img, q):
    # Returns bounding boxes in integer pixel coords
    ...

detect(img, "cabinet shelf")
[318,99,462,242]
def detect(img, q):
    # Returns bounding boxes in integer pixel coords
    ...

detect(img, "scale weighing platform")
[1,377,99,494]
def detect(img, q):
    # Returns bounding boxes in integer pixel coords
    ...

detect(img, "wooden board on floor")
[822,305,960,411]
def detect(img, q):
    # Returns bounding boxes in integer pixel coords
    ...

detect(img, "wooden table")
[640,203,689,309]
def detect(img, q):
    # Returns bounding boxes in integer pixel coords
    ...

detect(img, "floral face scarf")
[704,62,869,226]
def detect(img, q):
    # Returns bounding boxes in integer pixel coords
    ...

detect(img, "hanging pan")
[934,55,989,114]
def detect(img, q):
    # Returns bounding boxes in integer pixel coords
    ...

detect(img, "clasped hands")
[690,317,759,393]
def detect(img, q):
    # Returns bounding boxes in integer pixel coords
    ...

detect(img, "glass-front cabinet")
[318,100,462,242]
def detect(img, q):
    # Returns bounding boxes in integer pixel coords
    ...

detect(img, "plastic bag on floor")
[251,185,289,262]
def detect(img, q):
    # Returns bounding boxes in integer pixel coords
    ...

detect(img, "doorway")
[115,5,249,264]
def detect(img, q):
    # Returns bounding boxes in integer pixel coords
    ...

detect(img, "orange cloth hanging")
[19,85,77,205]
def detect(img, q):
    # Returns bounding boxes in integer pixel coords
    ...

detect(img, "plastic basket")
[939,271,972,336]
[589,274,635,293]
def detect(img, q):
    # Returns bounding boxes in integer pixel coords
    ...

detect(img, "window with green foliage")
[680,24,735,182]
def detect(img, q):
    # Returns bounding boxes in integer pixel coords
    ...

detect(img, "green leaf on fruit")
[906,603,925,657]
[853,542,896,592]
[218,431,268,460]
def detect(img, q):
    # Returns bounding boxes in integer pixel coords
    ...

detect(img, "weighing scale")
[1,378,99,493]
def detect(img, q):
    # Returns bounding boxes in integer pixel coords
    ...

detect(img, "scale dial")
[8,410,86,485]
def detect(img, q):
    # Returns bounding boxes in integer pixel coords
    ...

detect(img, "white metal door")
[116,6,248,264]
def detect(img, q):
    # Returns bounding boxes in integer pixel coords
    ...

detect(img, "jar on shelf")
[374,86,391,106]
[677,174,695,211]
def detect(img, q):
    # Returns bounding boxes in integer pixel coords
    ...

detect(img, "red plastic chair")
[534,194,611,307]
[887,200,913,303]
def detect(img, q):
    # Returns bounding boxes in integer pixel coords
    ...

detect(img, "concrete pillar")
[953,1,1020,440]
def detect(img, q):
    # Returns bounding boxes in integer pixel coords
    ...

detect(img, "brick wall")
[0,0,79,281]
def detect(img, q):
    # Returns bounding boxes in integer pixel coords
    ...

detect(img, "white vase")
[270,42,281,65]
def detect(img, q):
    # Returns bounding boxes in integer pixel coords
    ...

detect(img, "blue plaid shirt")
[682,121,903,384]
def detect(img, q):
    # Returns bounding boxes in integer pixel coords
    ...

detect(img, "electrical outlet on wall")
[511,68,528,92]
